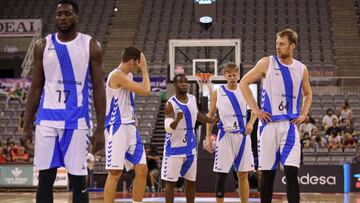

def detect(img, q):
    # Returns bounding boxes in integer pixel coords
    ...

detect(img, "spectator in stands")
[342,133,356,149]
[299,116,318,137]
[7,141,16,162]
[341,119,355,136]
[322,108,338,131]
[5,82,25,108]
[352,149,360,164]
[311,135,327,149]
[12,146,30,163]
[340,101,353,123]
[307,113,316,125]
[145,145,160,192]
[326,118,342,138]
[300,132,311,149]
[0,146,8,163]
[327,130,342,150]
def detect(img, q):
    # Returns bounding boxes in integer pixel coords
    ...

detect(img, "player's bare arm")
[89,38,106,154]
[22,38,46,144]
[205,89,218,153]
[292,66,312,125]
[164,101,183,133]
[245,111,257,135]
[110,53,150,96]
[239,57,271,122]
[197,112,218,124]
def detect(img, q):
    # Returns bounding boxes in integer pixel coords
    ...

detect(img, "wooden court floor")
[0,192,359,203]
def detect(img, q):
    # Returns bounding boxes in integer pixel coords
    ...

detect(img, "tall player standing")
[104,47,150,203]
[240,28,312,203]
[162,74,217,203]
[22,1,106,203]
[205,63,256,203]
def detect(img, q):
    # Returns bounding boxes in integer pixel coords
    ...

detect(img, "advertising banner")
[0,19,42,37]
[0,164,33,186]
[133,76,166,92]
[274,165,343,193]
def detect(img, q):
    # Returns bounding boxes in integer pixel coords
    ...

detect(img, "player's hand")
[22,127,33,146]
[245,123,253,135]
[176,112,184,121]
[204,135,213,154]
[137,53,148,72]
[209,116,219,124]
[291,114,306,126]
[253,108,271,123]
[92,127,105,154]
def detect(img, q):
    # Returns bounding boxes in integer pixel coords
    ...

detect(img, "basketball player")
[239,28,312,203]
[205,63,256,203]
[163,74,218,203]
[104,47,150,203]
[22,1,106,203]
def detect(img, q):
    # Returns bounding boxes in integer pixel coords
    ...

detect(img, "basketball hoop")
[195,73,213,94]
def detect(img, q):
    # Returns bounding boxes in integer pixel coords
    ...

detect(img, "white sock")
[133,201,142,203]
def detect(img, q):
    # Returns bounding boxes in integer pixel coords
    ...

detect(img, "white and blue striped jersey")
[164,94,198,157]
[261,55,305,121]
[105,70,136,132]
[35,32,92,129]
[216,85,247,134]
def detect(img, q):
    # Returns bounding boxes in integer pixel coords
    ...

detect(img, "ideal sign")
[0,19,42,37]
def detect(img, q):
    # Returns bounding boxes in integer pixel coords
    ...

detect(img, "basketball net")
[195,73,213,94]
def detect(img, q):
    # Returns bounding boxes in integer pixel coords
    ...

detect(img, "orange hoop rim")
[195,73,213,81]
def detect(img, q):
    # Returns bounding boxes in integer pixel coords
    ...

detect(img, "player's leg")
[62,129,91,202]
[103,125,127,203]
[161,156,182,203]
[184,179,196,203]
[213,131,234,203]
[260,170,277,203]
[36,168,57,203]
[237,172,249,203]
[234,134,254,203]
[279,122,300,203]
[68,173,89,203]
[34,125,62,203]
[104,170,123,203]
[257,122,279,203]
[181,155,197,203]
[124,126,148,202]
[132,164,148,202]
[165,181,176,203]
[215,173,227,203]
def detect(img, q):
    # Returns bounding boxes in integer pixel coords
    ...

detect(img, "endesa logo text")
[282,173,336,185]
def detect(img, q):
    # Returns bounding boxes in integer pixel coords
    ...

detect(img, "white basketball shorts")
[105,124,146,171]
[213,131,254,173]
[257,120,301,170]
[34,125,90,175]
[161,154,197,182]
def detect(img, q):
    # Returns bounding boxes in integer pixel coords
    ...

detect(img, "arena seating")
[133,0,335,73]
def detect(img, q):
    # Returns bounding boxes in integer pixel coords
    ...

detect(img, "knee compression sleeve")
[260,170,276,203]
[284,166,300,203]
[215,173,227,198]
[36,168,57,203]
[68,173,89,203]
